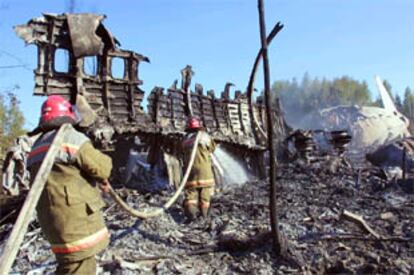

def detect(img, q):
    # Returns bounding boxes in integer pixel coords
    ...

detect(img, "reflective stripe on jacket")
[28,124,112,261]
[182,131,216,188]
[28,126,88,167]
[51,228,110,254]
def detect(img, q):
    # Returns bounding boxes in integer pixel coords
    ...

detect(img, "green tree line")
[0,89,26,169]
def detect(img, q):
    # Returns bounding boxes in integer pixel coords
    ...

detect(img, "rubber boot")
[200,206,210,219]
[184,204,198,223]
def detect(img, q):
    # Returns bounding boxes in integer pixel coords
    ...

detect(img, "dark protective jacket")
[182,131,216,188]
[27,124,112,262]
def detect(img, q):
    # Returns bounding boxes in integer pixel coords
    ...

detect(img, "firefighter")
[182,117,216,221]
[27,95,112,274]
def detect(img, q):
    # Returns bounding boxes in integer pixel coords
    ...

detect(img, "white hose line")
[108,131,201,219]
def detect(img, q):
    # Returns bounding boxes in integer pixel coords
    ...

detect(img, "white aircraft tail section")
[375,75,397,112]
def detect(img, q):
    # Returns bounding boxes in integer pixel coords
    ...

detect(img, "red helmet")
[187,117,202,130]
[40,95,76,123]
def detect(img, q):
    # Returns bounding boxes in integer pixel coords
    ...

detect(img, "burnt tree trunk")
[257,0,284,254]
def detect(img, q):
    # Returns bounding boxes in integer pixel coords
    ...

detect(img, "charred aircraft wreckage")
[3,12,412,195]
[301,76,411,152]
[1,13,413,274]
[296,75,414,179]
[2,13,357,195]
[9,13,275,190]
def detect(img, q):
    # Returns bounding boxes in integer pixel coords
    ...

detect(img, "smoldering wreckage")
[0,11,413,275]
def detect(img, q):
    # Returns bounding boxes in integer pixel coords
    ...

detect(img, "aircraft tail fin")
[375,75,397,112]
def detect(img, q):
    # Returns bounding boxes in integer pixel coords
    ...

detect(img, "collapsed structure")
[2,13,357,194]
[300,76,411,153]
[13,13,280,184]
[14,14,269,145]
[1,12,413,274]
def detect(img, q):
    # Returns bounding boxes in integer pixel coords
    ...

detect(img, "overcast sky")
[0,0,413,128]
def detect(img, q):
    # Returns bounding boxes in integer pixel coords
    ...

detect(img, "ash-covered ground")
[1,160,413,274]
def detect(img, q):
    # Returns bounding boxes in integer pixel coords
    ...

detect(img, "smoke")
[274,74,373,130]
[213,145,250,186]
[66,0,76,13]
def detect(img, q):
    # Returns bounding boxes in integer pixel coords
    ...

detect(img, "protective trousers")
[56,255,96,275]
[184,186,214,219]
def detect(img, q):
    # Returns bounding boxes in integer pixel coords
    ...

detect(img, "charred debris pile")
[1,147,413,274]
[1,12,413,274]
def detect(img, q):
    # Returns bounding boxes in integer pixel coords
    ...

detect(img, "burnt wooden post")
[247,22,283,143]
[258,0,284,254]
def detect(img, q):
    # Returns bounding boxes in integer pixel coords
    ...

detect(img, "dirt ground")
[1,160,413,274]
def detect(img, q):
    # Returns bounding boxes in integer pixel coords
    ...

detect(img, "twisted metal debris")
[2,159,413,274]
[14,13,274,150]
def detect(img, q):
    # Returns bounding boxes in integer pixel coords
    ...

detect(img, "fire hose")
[107,131,201,219]
[75,93,202,218]
[0,126,200,273]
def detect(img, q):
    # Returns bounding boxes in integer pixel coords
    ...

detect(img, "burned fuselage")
[300,76,410,152]
[13,13,275,188]
[15,13,269,148]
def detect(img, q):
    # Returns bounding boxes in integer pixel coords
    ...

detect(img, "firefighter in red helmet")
[181,117,216,221]
[27,95,112,274]
[39,95,77,124]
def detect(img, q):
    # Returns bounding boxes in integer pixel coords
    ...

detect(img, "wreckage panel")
[169,90,188,127]
[228,103,242,135]
[147,88,173,129]
[201,97,218,130]
[240,103,253,135]
[18,13,269,148]
[33,45,76,96]
[190,95,202,118]
[214,102,230,133]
